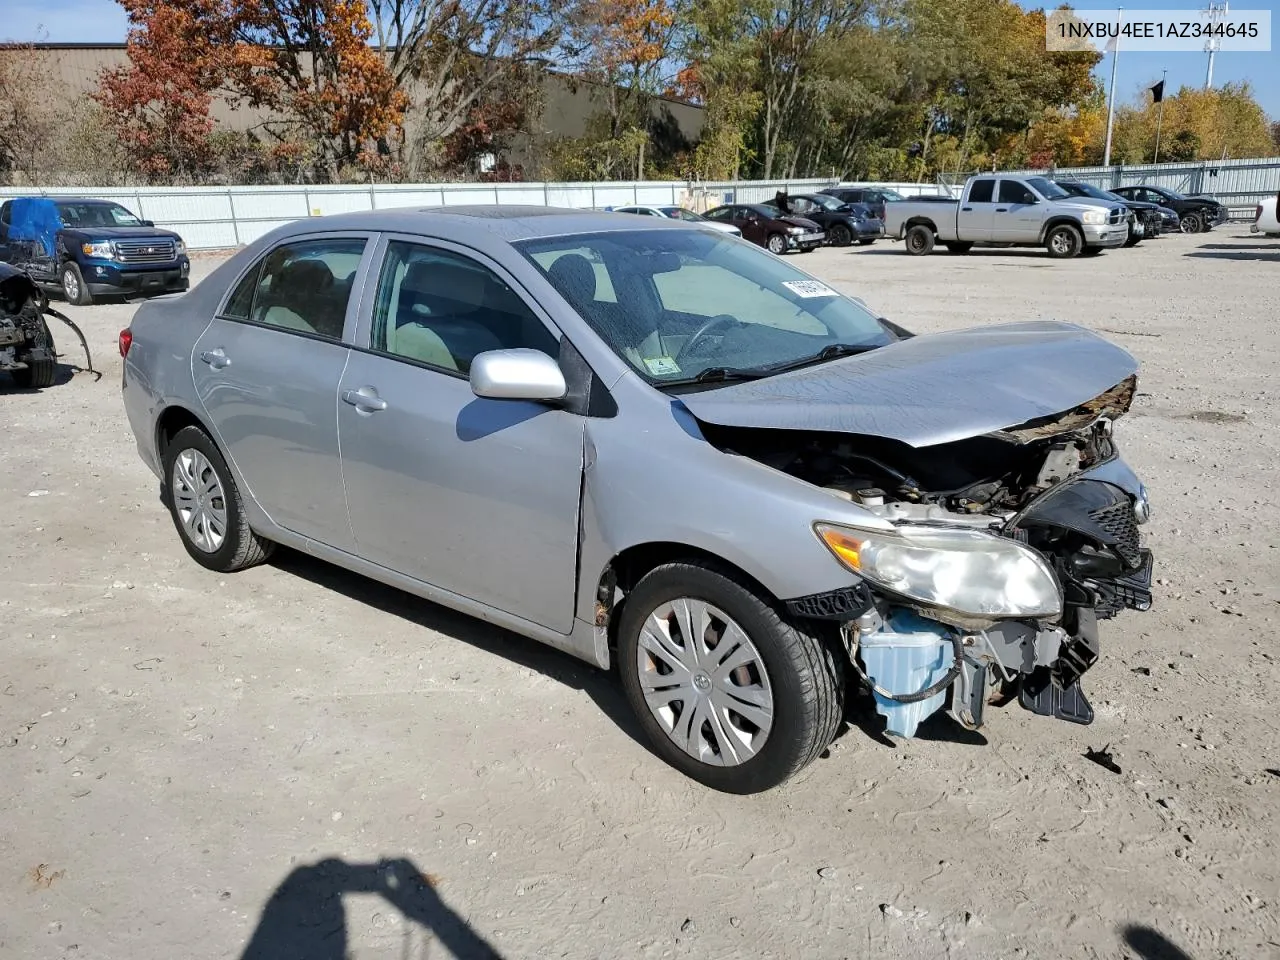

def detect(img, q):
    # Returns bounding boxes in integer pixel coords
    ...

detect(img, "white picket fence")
[0,177,955,251]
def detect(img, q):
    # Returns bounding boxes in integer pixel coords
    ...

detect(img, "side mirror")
[469,348,567,402]
[143,219,155,227]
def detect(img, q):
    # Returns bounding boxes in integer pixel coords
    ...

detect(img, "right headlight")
[1080,209,1107,225]
[815,522,1062,618]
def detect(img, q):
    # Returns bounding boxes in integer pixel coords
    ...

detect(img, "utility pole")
[1103,7,1123,166]
[1153,69,1167,164]
[1205,1,1228,89]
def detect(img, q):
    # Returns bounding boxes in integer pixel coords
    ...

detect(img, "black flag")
[1151,80,1164,103]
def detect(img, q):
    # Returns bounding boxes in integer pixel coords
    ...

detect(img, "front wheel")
[828,223,852,246]
[162,425,275,572]
[903,224,935,255]
[766,233,787,255]
[11,317,56,388]
[61,262,92,306]
[1179,212,1203,234]
[617,562,844,794]
[1045,224,1084,259]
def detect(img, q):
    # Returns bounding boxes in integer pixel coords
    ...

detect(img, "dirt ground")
[2,230,1278,960]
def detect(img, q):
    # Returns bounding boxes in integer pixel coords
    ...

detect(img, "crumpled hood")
[676,320,1139,448]
[778,215,822,231]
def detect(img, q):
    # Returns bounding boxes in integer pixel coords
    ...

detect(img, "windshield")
[56,202,144,228]
[1062,182,1112,201]
[1026,177,1070,200]
[518,229,892,387]
[807,194,846,211]
[879,189,906,202]
[662,207,707,222]
[1157,188,1186,200]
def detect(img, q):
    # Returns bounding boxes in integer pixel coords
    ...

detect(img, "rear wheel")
[617,562,844,794]
[60,262,92,306]
[766,233,787,255]
[162,425,274,572]
[1045,224,1083,259]
[903,224,935,255]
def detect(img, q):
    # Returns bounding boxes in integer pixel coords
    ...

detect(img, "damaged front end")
[0,262,95,387]
[704,373,1153,738]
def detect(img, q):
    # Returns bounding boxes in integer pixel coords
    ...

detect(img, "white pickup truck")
[884,174,1131,259]
[1251,193,1279,236]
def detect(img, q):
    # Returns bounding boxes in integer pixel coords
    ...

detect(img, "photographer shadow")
[240,857,501,960]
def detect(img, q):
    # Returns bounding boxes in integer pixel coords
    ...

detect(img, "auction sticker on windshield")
[643,356,682,376]
[782,280,838,298]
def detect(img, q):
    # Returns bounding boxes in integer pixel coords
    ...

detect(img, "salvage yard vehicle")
[818,185,907,222]
[1109,185,1229,234]
[774,192,885,246]
[702,202,826,254]
[1054,180,1163,246]
[121,207,1154,793]
[609,205,743,237]
[884,174,1130,258]
[1,262,95,388]
[1251,193,1279,236]
[0,197,190,305]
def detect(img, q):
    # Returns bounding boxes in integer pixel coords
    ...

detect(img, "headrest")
[275,259,333,296]
[546,254,596,304]
[403,259,489,311]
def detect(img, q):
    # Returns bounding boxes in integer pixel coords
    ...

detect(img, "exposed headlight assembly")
[81,241,115,259]
[815,522,1062,619]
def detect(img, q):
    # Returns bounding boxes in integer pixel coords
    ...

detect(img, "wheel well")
[592,542,777,648]
[904,218,937,233]
[155,405,209,461]
[1041,217,1083,241]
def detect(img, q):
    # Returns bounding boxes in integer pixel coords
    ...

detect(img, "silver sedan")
[121,206,1153,792]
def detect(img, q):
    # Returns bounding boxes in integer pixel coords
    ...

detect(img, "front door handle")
[342,387,387,412]
[200,349,230,369]
[995,207,1008,212]
[961,206,973,211]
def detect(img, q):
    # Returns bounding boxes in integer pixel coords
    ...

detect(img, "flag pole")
[1103,7,1123,166]
[1153,68,1167,163]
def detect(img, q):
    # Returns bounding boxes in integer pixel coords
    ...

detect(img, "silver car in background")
[610,204,743,237]
[120,207,1154,793]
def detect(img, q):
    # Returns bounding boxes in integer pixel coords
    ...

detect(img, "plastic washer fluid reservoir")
[858,609,957,738]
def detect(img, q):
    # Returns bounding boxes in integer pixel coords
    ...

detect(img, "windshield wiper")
[766,342,879,373]
[691,366,769,383]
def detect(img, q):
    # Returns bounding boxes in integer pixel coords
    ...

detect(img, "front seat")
[546,254,661,368]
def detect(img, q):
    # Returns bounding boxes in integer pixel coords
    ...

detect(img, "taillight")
[118,329,132,358]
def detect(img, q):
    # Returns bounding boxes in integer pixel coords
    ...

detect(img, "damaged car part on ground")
[120,207,1153,794]
[0,262,95,387]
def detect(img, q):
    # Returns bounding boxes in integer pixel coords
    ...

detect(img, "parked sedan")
[775,193,885,246]
[610,204,742,237]
[1110,185,1229,234]
[702,202,825,254]
[121,206,1154,793]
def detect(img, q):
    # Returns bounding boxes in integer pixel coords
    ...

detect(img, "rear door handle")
[199,349,230,369]
[342,387,387,413]
[961,206,973,211]
[995,207,1008,212]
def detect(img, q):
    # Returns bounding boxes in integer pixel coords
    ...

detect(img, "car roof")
[262,205,697,242]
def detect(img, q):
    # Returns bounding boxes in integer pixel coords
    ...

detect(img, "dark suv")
[1109,186,1229,234]
[0,197,190,305]
[818,186,906,222]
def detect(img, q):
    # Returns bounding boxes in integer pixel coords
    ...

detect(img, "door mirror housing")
[143,219,155,227]
[469,348,567,402]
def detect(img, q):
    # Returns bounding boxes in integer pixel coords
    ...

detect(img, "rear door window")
[968,179,996,203]
[222,238,367,339]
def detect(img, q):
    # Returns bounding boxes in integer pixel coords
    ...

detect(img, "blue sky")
[5,0,1278,119]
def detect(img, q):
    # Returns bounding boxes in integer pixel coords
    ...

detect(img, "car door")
[191,233,373,552]
[337,236,585,633]
[957,178,997,241]
[992,179,1045,241]
[737,207,768,245]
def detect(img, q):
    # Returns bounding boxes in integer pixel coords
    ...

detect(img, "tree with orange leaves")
[98,0,407,179]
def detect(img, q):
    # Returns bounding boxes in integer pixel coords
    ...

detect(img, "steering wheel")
[677,314,742,362]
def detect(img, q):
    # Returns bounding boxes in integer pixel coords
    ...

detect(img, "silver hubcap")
[768,237,784,253]
[172,449,227,552]
[636,598,774,766]
[1051,232,1072,254]
[63,271,79,299]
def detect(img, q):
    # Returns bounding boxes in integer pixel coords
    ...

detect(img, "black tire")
[828,223,853,246]
[11,318,56,388]
[944,241,973,254]
[766,233,787,255]
[903,224,935,255]
[1179,212,1202,234]
[162,424,274,573]
[856,239,876,246]
[60,262,92,306]
[1045,223,1083,259]
[617,562,844,794]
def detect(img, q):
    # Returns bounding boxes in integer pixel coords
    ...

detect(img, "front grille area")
[1108,207,1126,225]
[115,239,176,263]
[1089,500,1142,567]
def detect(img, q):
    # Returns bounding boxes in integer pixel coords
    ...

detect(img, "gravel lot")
[3,230,1278,960]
